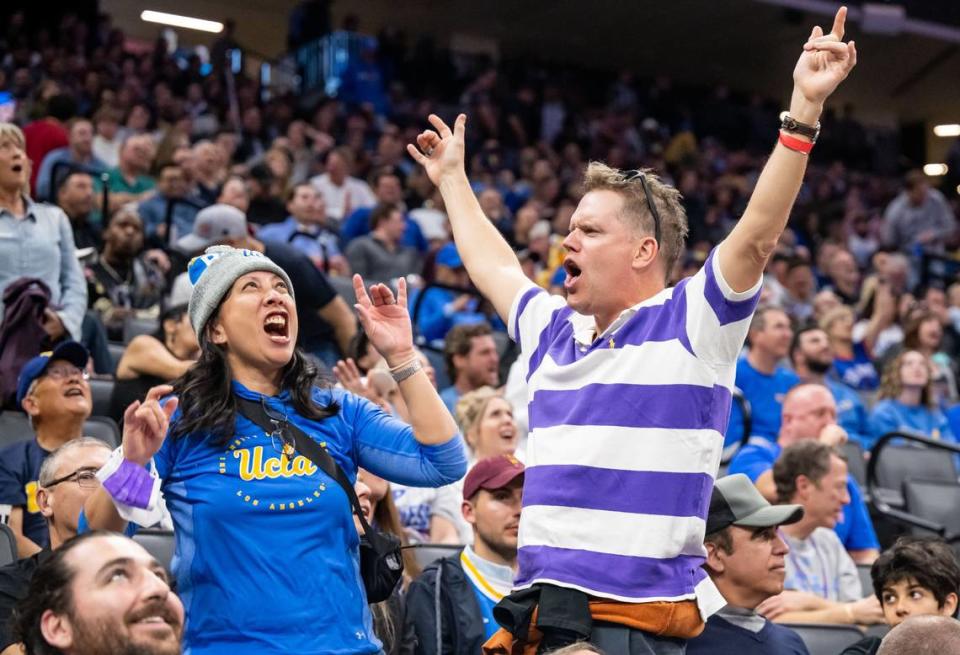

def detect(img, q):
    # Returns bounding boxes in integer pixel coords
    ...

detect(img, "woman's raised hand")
[122,384,178,466]
[352,275,415,366]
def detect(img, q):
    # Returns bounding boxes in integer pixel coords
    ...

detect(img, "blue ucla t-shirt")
[834,342,879,392]
[725,359,800,449]
[150,382,466,655]
[0,440,49,549]
[866,399,954,450]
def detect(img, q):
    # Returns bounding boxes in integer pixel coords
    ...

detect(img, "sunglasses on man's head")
[622,170,663,248]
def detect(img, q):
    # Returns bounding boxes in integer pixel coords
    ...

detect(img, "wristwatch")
[779,111,821,143]
[390,358,422,383]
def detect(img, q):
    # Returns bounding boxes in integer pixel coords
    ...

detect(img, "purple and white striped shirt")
[508,247,761,618]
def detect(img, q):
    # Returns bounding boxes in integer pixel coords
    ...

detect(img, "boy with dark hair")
[842,537,960,654]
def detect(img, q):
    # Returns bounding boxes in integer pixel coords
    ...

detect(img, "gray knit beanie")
[186,245,295,336]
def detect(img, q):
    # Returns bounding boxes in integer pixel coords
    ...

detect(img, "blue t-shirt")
[409,286,490,343]
[439,386,460,416]
[727,438,880,551]
[686,613,809,655]
[340,208,427,252]
[466,579,499,640]
[834,342,879,391]
[129,382,465,655]
[256,217,342,265]
[826,377,871,447]
[725,359,800,448]
[0,440,50,549]
[866,399,954,451]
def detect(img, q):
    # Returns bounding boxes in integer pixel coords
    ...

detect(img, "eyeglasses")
[622,169,663,248]
[43,467,99,489]
[260,400,298,459]
[44,365,89,381]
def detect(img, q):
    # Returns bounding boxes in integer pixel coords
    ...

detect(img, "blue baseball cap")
[16,341,89,409]
[435,243,463,269]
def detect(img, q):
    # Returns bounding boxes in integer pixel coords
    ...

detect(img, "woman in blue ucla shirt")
[868,349,954,450]
[84,246,466,655]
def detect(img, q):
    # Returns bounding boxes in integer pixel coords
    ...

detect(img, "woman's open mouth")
[263,311,290,343]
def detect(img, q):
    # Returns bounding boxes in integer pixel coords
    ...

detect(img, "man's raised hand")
[792,6,857,110]
[406,113,467,187]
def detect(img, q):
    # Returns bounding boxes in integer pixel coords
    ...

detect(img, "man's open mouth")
[563,259,582,287]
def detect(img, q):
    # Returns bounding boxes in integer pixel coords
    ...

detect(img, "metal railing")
[865,431,960,536]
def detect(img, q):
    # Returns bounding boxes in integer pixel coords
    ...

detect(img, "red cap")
[463,454,525,500]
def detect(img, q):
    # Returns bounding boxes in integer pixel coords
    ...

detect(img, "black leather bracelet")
[779,111,821,143]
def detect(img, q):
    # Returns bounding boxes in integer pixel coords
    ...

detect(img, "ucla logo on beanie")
[188,246,267,285]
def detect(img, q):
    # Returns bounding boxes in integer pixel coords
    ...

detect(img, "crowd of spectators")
[1,6,960,655]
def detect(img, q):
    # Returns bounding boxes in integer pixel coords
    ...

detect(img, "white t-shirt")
[309,174,376,222]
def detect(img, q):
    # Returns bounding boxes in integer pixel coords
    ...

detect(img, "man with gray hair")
[0,437,113,654]
[876,615,960,655]
[0,343,92,558]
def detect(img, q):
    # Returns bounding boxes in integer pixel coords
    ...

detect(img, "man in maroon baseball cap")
[406,455,524,652]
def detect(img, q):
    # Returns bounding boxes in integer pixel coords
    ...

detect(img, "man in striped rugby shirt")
[407,8,857,653]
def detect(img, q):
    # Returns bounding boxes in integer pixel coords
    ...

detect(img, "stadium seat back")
[0,411,33,450]
[89,378,115,418]
[0,524,16,567]
[842,440,867,487]
[123,317,159,344]
[903,479,960,538]
[874,446,956,496]
[83,416,121,448]
[134,530,175,569]
[107,342,125,373]
[783,623,864,655]
[857,563,873,597]
[410,543,462,569]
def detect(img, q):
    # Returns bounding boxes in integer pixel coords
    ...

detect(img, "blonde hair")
[819,304,855,333]
[0,123,26,149]
[581,162,689,281]
[0,123,29,196]
[455,386,500,444]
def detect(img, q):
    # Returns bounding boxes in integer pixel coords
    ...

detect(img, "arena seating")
[134,529,176,569]
[783,623,865,655]
[872,445,957,509]
[82,417,121,449]
[903,479,960,542]
[88,378,115,418]
[0,411,31,450]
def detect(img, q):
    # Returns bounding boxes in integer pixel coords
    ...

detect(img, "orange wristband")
[779,131,814,155]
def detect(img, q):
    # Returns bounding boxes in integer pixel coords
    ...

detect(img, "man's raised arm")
[408,114,529,323]
[719,6,857,292]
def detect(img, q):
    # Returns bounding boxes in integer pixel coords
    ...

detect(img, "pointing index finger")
[831,6,847,40]
[144,384,174,403]
[353,274,372,307]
